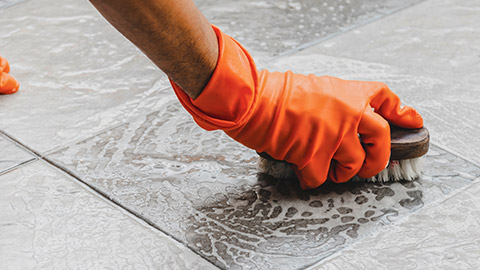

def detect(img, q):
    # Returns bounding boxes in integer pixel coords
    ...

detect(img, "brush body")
[258,126,430,183]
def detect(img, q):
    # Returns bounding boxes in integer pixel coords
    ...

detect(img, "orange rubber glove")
[170,26,423,189]
[0,56,20,94]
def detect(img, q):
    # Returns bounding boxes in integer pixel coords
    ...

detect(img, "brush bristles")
[258,157,424,183]
[258,158,295,179]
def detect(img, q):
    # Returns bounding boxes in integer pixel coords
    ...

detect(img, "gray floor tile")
[0,133,35,174]
[3,0,478,269]
[0,161,216,270]
[309,177,480,270]
[195,0,422,57]
[297,0,480,84]
[0,0,171,154]
[0,0,425,155]
[47,94,480,269]
[294,0,480,165]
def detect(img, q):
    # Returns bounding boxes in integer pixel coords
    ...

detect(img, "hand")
[171,26,423,189]
[0,56,19,95]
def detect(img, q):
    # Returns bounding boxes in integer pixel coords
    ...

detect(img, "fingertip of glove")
[0,57,10,73]
[293,165,327,190]
[403,106,424,128]
[390,105,423,129]
[0,73,19,95]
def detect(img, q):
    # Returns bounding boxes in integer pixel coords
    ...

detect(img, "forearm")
[89,0,218,99]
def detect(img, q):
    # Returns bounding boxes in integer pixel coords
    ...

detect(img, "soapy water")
[2,0,480,269]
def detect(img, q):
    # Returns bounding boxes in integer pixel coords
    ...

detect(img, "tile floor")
[1,0,479,269]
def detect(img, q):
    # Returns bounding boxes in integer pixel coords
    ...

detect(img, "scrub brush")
[258,126,430,183]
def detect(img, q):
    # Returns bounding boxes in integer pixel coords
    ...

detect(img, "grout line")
[2,0,469,268]
[304,176,480,270]
[271,0,426,61]
[0,130,43,158]
[41,86,175,157]
[0,158,37,177]
[302,143,480,270]
[430,141,480,169]
[41,156,222,270]
[0,130,220,269]
[41,121,127,156]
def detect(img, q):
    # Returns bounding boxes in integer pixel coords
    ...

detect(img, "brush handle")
[258,126,430,162]
[390,126,429,160]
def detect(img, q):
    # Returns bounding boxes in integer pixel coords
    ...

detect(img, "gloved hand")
[0,56,20,94]
[170,26,423,189]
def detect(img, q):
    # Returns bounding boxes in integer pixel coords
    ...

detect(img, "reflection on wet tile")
[0,0,28,9]
[298,0,480,85]
[195,0,422,57]
[0,133,35,174]
[48,92,480,269]
[0,161,216,269]
[294,0,480,164]
[0,0,170,154]
[310,178,480,270]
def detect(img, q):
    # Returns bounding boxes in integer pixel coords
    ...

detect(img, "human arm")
[88,0,218,99]
[88,0,423,189]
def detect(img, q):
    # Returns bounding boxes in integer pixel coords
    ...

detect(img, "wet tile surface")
[0,133,35,174]
[2,0,480,268]
[48,97,480,269]
[310,178,480,270]
[0,0,425,156]
[0,0,170,154]
[0,0,28,9]
[296,0,480,165]
[0,161,216,270]
[196,0,422,57]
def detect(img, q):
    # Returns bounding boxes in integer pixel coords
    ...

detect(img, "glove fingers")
[0,73,20,95]
[328,133,365,183]
[0,56,10,73]
[370,83,423,129]
[357,106,391,178]
[294,153,331,190]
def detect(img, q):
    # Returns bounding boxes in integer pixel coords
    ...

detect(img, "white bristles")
[258,157,424,183]
[377,167,390,182]
[400,159,415,180]
[389,160,403,181]
[410,157,423,175]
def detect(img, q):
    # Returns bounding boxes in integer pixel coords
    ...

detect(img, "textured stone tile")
[0,161,216,270]
[0,133,35,174]
[298,0,480,84]
[195,0,422,57]
[309,178,480,270]
[295,0,480,165]
[0,0,171,154]
[48,90,480,269]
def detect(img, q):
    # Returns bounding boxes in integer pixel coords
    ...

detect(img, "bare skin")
[89,0,218,99]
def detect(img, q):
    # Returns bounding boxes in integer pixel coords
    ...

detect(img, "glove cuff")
[170,25,259,131]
